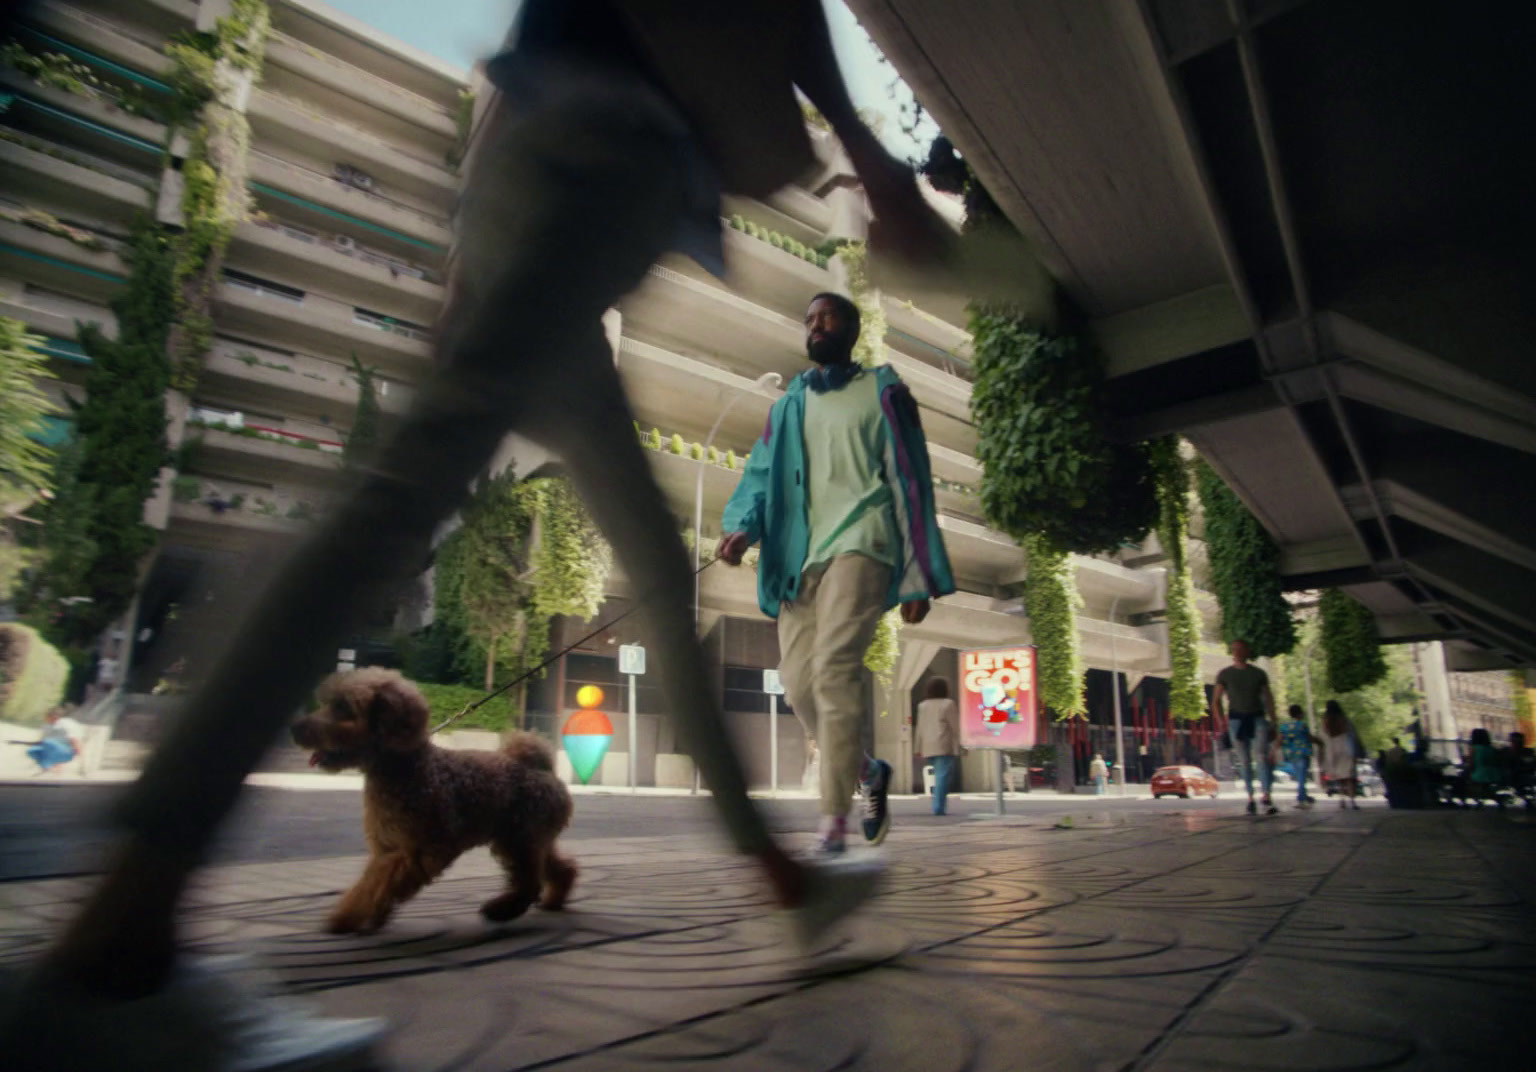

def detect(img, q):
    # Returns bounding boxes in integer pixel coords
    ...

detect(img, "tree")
[424,473,612,727]
[1284,612,1417,753]
[343,354,381,469]
[449,469,541,692]
[26,220,173,648]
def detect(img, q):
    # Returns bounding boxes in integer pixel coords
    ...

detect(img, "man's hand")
[901,598,931,625]
[718,531,751,566]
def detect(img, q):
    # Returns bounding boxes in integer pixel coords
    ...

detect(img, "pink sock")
[818,815,847,840]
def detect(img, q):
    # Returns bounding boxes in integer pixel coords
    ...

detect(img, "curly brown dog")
[290,667,577,934]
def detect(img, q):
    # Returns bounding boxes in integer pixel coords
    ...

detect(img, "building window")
[222,268,304,303]
[353,306,431,341]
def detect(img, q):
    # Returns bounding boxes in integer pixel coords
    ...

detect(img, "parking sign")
[619,644,646,676]
[762,668,784,695]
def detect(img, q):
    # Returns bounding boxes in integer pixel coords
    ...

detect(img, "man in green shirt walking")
[721,292,956,854]
[1211,639,1278,815]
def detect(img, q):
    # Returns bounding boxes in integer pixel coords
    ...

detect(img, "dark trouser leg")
[48,92,778,991]
[539,334,770,854]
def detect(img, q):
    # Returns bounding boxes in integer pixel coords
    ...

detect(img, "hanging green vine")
[1022,532,1085,718]
[1510,671,1532,732]
[1193,459,1297,658]
[836,240,887,368]
[163,2,269,391]
[970,311,1158,555]
[342,355,380,469]
[1319,588,1387,694]
[446,88,475,169]
[530,477,612,623]
[1151,438,1204,720]
[863,608,900,708]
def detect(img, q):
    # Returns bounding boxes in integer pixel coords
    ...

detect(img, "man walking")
[721,293,955,855]
[1211,639,1278,815]
[915,678,961,815]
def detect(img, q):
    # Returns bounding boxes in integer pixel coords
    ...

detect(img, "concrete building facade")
[5,0,1225,792]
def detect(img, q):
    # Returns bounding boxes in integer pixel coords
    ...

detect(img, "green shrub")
[171,475,201,502]
[0,623,70,726]
[670,433,685,455]
[414,680,513,733]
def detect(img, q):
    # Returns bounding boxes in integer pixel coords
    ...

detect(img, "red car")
[1150,765,1220,799]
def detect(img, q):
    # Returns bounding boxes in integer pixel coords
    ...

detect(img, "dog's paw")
[480,891,535,923]
[326,906,380,935]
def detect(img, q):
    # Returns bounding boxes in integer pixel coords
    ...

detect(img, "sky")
[319,0,932,159]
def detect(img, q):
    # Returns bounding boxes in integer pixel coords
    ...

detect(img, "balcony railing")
[250,215,440,283]
[247,149,450,237]
[254,87,452,175]
[265,30,453,124]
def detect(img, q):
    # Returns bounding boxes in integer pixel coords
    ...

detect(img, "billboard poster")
[959,646,1039,750]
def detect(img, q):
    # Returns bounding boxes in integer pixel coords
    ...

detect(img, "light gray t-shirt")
[1217,664,1269,715]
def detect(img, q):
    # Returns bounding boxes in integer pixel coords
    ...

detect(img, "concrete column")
[603,307,623,360]
[883,640,938,793]
[1415,641,1456,759]
[144,390,191,531]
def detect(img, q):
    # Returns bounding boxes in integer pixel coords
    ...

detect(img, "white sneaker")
[0,954,386,1071]
[786,854,884,949]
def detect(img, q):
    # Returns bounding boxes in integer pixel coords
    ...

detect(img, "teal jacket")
[722,364,956,618]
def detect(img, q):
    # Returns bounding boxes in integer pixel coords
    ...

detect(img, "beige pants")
[778,553,889,817]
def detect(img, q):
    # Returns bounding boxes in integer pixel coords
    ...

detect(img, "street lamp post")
[1109,592,1127,795]
[689,371,783,792]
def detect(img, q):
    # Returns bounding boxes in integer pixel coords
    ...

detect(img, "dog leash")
[429,553,724,735]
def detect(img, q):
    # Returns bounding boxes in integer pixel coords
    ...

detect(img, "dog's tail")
[502,731,556,772]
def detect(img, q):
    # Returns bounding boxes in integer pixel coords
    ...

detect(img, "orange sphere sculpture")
[575,685,604,710]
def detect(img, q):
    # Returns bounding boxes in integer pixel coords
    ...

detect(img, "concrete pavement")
[2,795,1533,1069]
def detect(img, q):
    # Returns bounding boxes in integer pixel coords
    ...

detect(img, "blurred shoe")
[0,954,385,1071]
[811,832,846,857]
[786,854,884,948]
[1245,800,1257,816]
[859,759,893,845]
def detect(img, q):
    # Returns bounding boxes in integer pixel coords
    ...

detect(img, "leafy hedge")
[1319,588,1387,693]
[0,622,69,725]
[726,215,830,269]
[1194,460,1296,658]
[414,681,514,733]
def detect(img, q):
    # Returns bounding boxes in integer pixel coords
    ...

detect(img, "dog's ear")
[367,676,429,751]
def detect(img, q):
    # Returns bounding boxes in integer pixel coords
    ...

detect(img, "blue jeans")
[28,739,74,771]
[1229,715,1273,799]
[1288,757,1312,802]
[930,754,956,814]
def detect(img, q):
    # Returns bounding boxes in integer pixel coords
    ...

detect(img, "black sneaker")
[1265,802,1279,816]
[860,759,893,844]
[1245,800,1257,816]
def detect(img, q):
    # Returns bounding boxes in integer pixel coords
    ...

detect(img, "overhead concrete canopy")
[850,0,1536,669]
